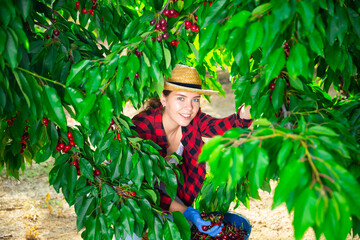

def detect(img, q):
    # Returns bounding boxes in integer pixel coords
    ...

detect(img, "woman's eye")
[177,97,184,101]
[193,98,200,102]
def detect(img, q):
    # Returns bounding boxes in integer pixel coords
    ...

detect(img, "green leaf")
[126,199,145,237]
[198,136,223,163]
[4,29,18,69]
[163,44,171,69]
[297,1,315,33]
[119,205,135,237]
[102,184,117,201]
[0,28,7,54]
[199,23,218,60]
[272,77,285,112]
[77,94,97,122]
[97,95,113,134]
[225,10,251,30]
[229,147,244,187]
[245,22,264,57]
[148,215,163,240]
[252,3,272,17]
[293,187,317,239]
[79,158,94,181]
[286,43,310,78]
[44,45,58,73]
[288,76,304,91]
[164,220,181,240]
[84,67,101,94]
[165,166,177,200]
[308,125,338,137]
[13,71,31,108]
[75,196,95,231]
[248,148,269,197]
[42,86,67,130]
[66,60,91,87]
[264,48,285,85]
[126,54,140,80]
[307,29,324,56]
[172,211,191,240]
[276,140,293,168]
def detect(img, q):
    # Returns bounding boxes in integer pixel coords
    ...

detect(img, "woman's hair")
[144,90,172,111]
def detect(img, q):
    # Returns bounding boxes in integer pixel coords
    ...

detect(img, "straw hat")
[164,64,218,95]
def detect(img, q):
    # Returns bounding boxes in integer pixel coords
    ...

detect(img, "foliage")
[0,0,359,240]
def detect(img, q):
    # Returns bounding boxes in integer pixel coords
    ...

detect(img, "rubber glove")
[183,207,223,237]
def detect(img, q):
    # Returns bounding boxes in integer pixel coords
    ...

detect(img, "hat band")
[168,81,202,89]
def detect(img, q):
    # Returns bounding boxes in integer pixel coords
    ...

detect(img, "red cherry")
[175,41,179,46]
[270,83,276,90]
[59,143,65,150]
[162,32,169,40]
[161,25,167,31]
[202,226,209,231]
[53,30,60,36]
[269,94,273,101]
[71,160,78,167]
[88,8,94,15]
[117,133,121,141]
[170,40,176,46]
[150,19,156,25]
[209,2,213,6]
[94,169,101,176]
[151,37,155,43]
[155,23,161,30]
[204,1,207,5]
[63,145,71,153]
[194,15,198,21]
[160,18,167,25]
[67,132,73,139]
[70,141,76,147]
[172,10,179,18]
[185,21,192,28]
[286,81,290,88]
[77,169,81,175]
[76,1,80,9]
[82,8,87,14]
[20,149,24,155]
[163,9,169,17]
[46,34,50,39]
[52,18,57,23]
[134,73,139,78]
[169,9,175,16]
[130,191,136,196]
[156,36,162,42]
[42,118,49,126]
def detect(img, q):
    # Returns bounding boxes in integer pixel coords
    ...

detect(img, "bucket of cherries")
[191,212,252,240]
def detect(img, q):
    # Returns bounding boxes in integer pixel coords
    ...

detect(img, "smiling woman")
[129,64,253,239]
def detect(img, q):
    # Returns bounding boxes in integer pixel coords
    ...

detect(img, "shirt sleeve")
[131,113,155,141]
[198,109,252,138]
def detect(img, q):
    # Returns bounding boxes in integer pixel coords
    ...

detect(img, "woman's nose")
[184,99,193,110]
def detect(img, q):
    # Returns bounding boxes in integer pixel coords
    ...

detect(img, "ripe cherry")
[169,9,175,16]
[88,9,94,15]
[76,1,80,9]
[185,20,192,29]
[77,169,81,175]
[155,23,161,30]
[172,10,179,18]
[202,226,209,231]
[150,19,156,25]
[170,40,176,46]
[286,80,290,88]
[162,32,169,40]
[151,37,155,43]
[94,169,101,176]
[269,94,273,101]
[67,132,73,139]
[42,118,49,126]
[175,41,179,46]
[59,143,65,150]
[130,191,136,196]
[160,18,167,25]
[161,25,167,31]
[200,212,206,218]
[156,36,162,42]
[52,18,57,23]
[63,145,71,153]
[46,34,50,39]
[163,9,169,17]
[194,15,198,21]
[70,141,76,147]
[82,8,87,14]
[204,1,207,5]
[209,2,213,6]
[53,30,60,36]
[71,160,78,167]
[270,83,275,90]
[134,73,139,78]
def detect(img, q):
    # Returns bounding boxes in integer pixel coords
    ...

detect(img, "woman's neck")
[162,110,181,136]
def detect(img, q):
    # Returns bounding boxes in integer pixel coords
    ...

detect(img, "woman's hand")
[183,207,223,237]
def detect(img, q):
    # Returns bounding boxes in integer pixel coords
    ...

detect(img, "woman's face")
[161,91,201,127]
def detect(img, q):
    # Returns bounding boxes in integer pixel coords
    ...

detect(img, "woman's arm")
[169,199,188,213]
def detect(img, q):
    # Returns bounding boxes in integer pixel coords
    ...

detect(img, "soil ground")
[1,80,358,240]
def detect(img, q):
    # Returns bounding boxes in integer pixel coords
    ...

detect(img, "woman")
[131,64,252,238]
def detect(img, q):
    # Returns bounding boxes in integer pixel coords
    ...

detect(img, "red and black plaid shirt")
[131,106,252,211]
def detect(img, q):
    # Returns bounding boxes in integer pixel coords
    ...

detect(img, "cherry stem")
[159,0,171,15]
[34,21,51,30]
[16,66,66,88]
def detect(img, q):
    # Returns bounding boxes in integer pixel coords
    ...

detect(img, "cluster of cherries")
[151,17,172,43]
[191,212,248,240]
[20,120,30,155]
[284,42,290,58]
[42,117,50,127]
[76,0,97,15]
[56,132,76,153]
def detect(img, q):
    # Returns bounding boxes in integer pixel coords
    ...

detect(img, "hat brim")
[164,81,218,95]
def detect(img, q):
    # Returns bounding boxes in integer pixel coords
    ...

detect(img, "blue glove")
[183,207,223,237]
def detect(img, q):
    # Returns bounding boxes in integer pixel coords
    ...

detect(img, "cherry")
[150,19,156,25]
[86,179,93,186]
[163,9,169,17]
[134,73,139,78]
[191,24,199,32]
[162,32,169,40]
[77,169,81,175]
[82,8,87,14]
[156,36,162,42]
[202,226,209,231]
[286,80,290,88]
[200,212,206,218]
[76,1,80,9]
[169,9,175,16]
[170,40,176,46]
[56,144,61,151]
[53,30,60,36]
[52,18,56,23]
[70,141,76,147]
[209,2,213,6]
[20,149,24,155]
[63,145,71,153]
[223,235,228,239]
[270,83,275,90]
[67,132,73,139]
[94,169,101,176]
[130,191,136,196]
[269,94,272,101]
[42,118,49,126]
[185,21,192,28]
[88,8,94,15]
[194,15,198,21]
[59,143,65,150]
[71,160,78,167]
[176,41,179,46]
[46,34,50,39]
[172,10,179,18]
[204,1,207,5]
[151,37,155,43]
[160,18,167,25]
[155,23,161,30]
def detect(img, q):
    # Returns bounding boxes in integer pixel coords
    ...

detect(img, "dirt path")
[1,82,359,240]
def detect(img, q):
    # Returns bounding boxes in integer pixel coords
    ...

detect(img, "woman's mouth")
[180,113,191,119]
